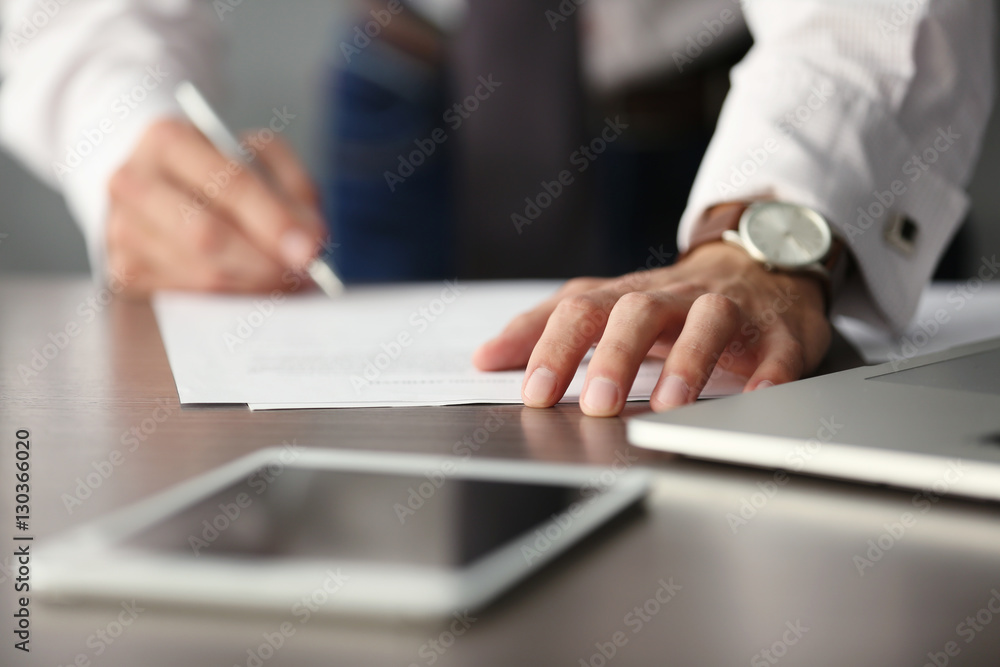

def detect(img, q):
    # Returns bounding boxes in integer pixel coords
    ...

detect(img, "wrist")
[686,200,849,314]
[686,241,828,318]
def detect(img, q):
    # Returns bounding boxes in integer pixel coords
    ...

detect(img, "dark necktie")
[451,0,600,279]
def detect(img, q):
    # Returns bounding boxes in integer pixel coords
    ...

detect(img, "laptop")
[628,336,1000,501]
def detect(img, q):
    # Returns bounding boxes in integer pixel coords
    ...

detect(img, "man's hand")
[473,241,832,417]
[107,118,326,294]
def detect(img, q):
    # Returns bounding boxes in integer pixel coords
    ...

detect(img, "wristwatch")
[719,201,848,306]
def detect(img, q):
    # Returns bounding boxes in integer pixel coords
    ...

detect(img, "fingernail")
[755,380,775,391]
[523,367,557,406]
[279,230,315,269]
[654,375,689,409]
[582,377,620,415]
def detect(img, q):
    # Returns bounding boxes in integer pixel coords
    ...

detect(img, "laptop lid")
[627,337,1000,501]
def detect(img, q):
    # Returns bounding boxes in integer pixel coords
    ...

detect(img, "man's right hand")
[106,118,326,294]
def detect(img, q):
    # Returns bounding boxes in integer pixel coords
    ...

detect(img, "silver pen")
[174,80,345,298]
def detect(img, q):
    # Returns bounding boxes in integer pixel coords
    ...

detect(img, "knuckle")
[769,344,805,380]
[107,166,137,201]
[695,292,740,318]
[146,119,189,151]
[505,311,535,333]
[784,339,806,368]
[224,170,255,200]
[105,214,128,251]
[615,290,662,312]
[538,335,585,366]
[611,270,653,292]
[189,221,225,255]
[226,173,274,217]
[663,280,706,300]
[198,268,231,292]
[595,337,636,362]
[559,293,606,321]
[562,276,602,294]
[106,252,130,278]
[178,197,209,226]
[557,295,610,340]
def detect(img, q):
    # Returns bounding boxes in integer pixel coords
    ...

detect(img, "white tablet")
[36,447,648,617]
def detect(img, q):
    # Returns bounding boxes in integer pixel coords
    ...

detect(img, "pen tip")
[307,259,345,298]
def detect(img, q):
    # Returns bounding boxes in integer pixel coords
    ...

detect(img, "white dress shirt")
[0,0,993,332]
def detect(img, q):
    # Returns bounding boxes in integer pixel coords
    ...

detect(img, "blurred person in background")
[0,0,993,416]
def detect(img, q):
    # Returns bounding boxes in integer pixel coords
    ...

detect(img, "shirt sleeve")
[677,0,995,331]
[0,0,223,279]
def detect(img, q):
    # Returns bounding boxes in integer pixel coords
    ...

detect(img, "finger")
[521,289,620,408]
[111,168,289,291]
[248,132,322,218]
[105,217,157,296]
[579,291,690,417]
[148,122,323,271]
[117,201,262,292]
[743,332,806,392]
[149,177,291,290]
[107,205,202,293]
[650,293,744,411]
[473,306,555,371]
[473,278,605,371]
[108,169,203,288]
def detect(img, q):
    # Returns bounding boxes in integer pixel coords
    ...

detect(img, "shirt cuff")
[678,64,969,332]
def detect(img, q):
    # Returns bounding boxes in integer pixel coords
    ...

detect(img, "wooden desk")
[2,277,999,666]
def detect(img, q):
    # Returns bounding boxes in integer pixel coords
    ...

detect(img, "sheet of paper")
[832,282,1000,364]
[153,281,746,410]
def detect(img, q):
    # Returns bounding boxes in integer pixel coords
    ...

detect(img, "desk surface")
[2,277,1000,667]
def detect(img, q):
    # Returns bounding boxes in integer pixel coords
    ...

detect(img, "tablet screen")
[125,467,589,567]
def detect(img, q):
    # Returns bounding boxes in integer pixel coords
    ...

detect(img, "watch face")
[742,203,831,268]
